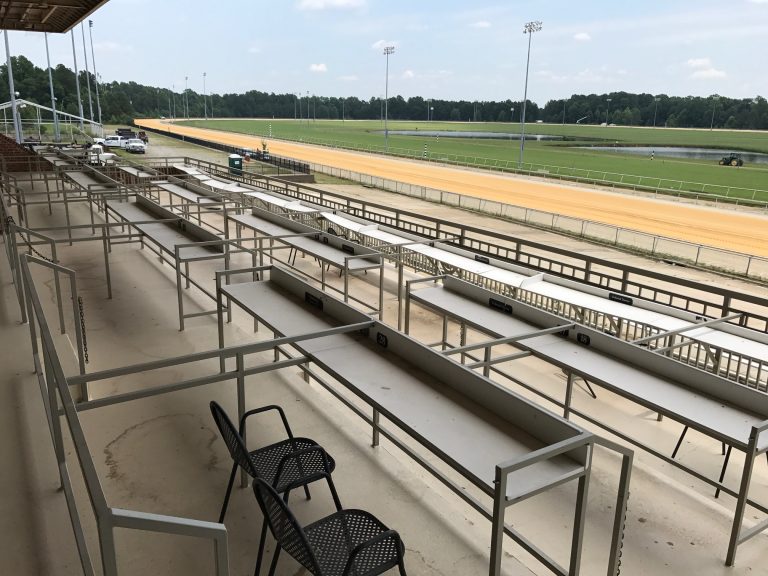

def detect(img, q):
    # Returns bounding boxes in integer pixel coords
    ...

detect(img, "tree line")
[2,55,767,130]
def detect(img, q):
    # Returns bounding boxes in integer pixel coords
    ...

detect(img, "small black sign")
[376,332,388,348]
[557,329,570,338]
[475,255,490,265]
[341,243,355,255]
[322,236,329,245]
[489,298,505,311]
[489,298,513,315]
[305,292,323,310]
[576,333,591,346]
[609,293,633,306]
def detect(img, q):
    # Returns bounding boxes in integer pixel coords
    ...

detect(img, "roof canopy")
[0,1,110,33]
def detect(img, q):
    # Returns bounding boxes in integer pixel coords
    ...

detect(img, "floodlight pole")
[81,23,94,122]
[3,31,21,143]
[605,97,612,125]
[70,30,85,129]
[710,96,719,130]
[88,21,102,126]
[184,76,189,119]
[44,33,61,142]
[519,21,542,168]
[383,46,394,152]
[652,97,660,128]
[203,72,207,120]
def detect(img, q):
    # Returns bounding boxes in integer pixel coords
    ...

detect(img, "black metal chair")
[253,476,407,576]
[209,401,337,574]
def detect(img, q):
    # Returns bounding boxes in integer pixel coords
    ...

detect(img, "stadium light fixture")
[710,95,720,131]
[519,20,542,167]
[383,45,395,152]
[88,20,102,126]
[653,97,660,128]
[44,33,61,142]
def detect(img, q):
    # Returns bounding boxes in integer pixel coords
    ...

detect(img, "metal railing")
[20,255,229,576]
[163,157,768,333]
[190,128,768,208]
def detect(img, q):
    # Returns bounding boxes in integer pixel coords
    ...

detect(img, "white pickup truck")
[86,144,117,166]
[103,135,128,148]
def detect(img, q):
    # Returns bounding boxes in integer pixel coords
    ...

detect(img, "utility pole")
[88,21,102,125]
[4,31,22,143]
[44,33,61,142]
[81,23,94,122]
[519,21,542,167]
[203,72,207,120]
[383,46,394,152]
[70,30,84,129]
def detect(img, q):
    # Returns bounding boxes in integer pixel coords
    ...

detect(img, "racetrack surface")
[136,119,768,258]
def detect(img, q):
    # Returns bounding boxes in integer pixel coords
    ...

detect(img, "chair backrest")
[252,477,322,574]
[209,401,259,478]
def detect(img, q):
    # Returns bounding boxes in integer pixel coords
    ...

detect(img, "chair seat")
[305,510,403,576]
[251,437,336,492]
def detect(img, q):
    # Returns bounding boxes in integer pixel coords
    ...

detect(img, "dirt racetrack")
[136,119,768,258]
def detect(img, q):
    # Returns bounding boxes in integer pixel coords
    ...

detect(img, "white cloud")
[296,0,364,10]
[573,32,591,41]
[309,63,328,73]
[402,70,415,79]
[686,57,712,68]
[247,46,261,54]
[338,75,358,81]
[371,39,397,51]
[691,68,727,79]
[686,57,725,79]
[471,21,491,28]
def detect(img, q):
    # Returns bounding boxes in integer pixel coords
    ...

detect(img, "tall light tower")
[605,97,612,125]
[184,76,189,119]
[44,33,61,142]
[652,97,660,128]
[710,95,720,130]
[203,72,207,120]
[88,20,102,126]
[383,45,395,152]
[70,30,84,129]
[4,31,22,143]
[81,23,94,122]
[519,21,542,167]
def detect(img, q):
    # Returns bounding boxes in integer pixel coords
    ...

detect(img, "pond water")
[583,146,768,165]
[376,130,564,141]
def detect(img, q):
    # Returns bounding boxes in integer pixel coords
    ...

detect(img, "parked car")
[125,138,147,154]
[104,135,128,148]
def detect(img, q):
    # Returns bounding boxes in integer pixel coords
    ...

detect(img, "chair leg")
[303,485,311,500]
[254,517,269,576]
[218,462,238,523]
[671,426,689,459]
[715,445,733,499]
[267,546,281,576]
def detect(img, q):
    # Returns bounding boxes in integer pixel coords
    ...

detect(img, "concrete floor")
[2,163,768,576]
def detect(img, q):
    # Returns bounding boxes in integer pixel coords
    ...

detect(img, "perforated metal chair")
[253,476,407,576]
[209,401,337,575]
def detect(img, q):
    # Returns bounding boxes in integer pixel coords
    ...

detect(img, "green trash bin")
[228,153,243,175]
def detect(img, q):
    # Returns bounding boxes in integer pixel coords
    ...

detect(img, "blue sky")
[6,0,768,104]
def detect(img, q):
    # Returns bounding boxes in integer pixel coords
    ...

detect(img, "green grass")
[179,119,768,201]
